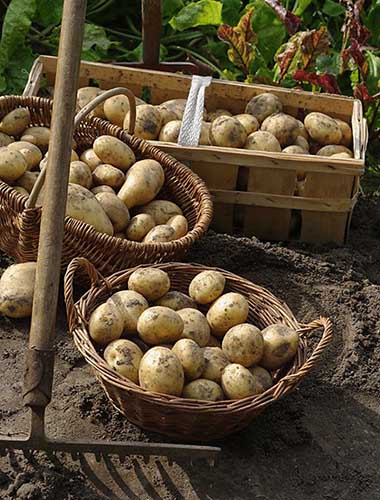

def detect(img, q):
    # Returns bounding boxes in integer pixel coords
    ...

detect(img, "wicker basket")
[0,94,212,277]
[64,258,333,442]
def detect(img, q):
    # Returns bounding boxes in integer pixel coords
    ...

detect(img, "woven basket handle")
[26,87,137,209]
[64,257,107,331]
[273,317,333,398]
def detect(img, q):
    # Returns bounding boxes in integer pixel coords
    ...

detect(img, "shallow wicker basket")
[0,93,212,277]
[64,258,333,442]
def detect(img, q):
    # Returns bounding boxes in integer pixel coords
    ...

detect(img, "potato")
[0,149,28,182]
[248,366,273,391]
[296,119,309,140]
[167,215,189,239]
[88,300,124,345]
[68,161,92,189]
[40,149,78,171]
[178,308,210,347]
[222,323,264,367]
[65,184,114,235]
[207,109,232,122]
[125,214,155,242]
[118,159,165,209]
[138,200,182,225]
[16,171,39,193]
[207,292,249,337]
[304,112,342,145]
[93,164,125,189]
[282,145,308,155]
[158,120,181,143]
[80,148,102,172]
[201,347,229,383]
[77,86,105,118]
[8,141,42,170]
[199,122,211,145]
[207,335,222,347]
[21,127,50,150]
[0,132,14,147]
[157,99,188,121]
[172,339,205,380]
[233,114,259,136]
[245,131,281,152]
[155,291,197,311]
[124,104,162,140]
[114,232,126,239]
[330,152,353,159]
[0,262,36,318]
[335,118,352,147]
[143,224,176,243]
[0,108,30,136]
[210,116,247,148]
[104,94,145,127]
[139,346,184,396]
[93,136,135,171]
[13,186,29,197]
[294,135,309,151]
[245,93,283,123]
[189,270,225,305]
[137,306,184,345]
[221,364,262,399]
[95,192,130,232]
[182,379,224,401]
[104,339,143,383]
[261,113,300,147]
[128,267,170,301]
[110,290,149,336]
[260,323,299,370]
[316,145,353,157]
[91,185,115,195]
[158,107,179,126]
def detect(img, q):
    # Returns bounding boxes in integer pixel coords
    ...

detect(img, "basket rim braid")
[0,95,213,277]
[64,258,333,442]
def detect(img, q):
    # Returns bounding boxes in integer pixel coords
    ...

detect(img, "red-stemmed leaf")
[293,69,341,94]
[262,0,301,35]
[341,0,370,46]
[354,83,373,102]
[342,39,368,78]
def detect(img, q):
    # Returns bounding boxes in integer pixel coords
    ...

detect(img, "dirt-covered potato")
[118,159,164,209]
[8,141,42,170]
[137,306,184,345]
[104,94,145,128]
[296,119,309,140]
[207,292,249,337]
[0,108,30,136]
[245,131,281,152]
[93,136,136,171]
[282,145,308,155]
[0,149,27,182]
[249,365,273,391]
[182,379,224,401]
[221,363,263,399]
[261,113,300,147]
[124,104,162,140]
[0,262,36,318]
[207,109,232,122]
[80,148,102,172]
[158,120,181,143]
[93,164,125,189]
[68,161,92,189]
[199,122,211,145]
[88,300,124,345]
[77,86,105,118]
[95,192,130,232]
[110,290,149,336]
[330,152,353,159]
[316,145,353,157]
[128,267,170,301]
[157,99,188,122]
[125,214,155,242]
[13,186,29,197]
[178,308,210,347]
[156,291,197,311]
[260,323,299,370]
[143,224,176,243]
[91,185,115,195]
[166,215,188,239]
[21,127,50,150]
[210,116,247,148]
[139,346,184,396]
[137,200,183,225]
[189,270,225,305]
[245,93,283,123]
[172,338,205,380]
[104,339,143,383]
[201,347,229,383]
[294,135,309,151]
[222,324,264,367]
[335,118,352,147]
[17,171,39,193]
[207,335,222,347]
[234,114,259,135]
[304,112,342,145]
[0,132,14,147]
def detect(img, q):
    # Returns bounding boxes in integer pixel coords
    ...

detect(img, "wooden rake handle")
[26,87,137,209]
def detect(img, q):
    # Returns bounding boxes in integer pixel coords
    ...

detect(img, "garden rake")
[0,0,220,466]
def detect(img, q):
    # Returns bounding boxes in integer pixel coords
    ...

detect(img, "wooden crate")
[24,55,367,244]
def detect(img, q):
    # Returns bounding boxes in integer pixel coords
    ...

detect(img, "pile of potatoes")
[89,267,300,401]
[0,105,188,242]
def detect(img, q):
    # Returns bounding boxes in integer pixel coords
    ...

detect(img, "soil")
[1,196,380,499]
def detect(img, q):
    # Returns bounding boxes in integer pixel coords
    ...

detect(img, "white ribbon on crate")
[178,75,212,147]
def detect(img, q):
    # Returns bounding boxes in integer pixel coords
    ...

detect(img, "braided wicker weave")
[64,258,333,442]
[0,96,212,277]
